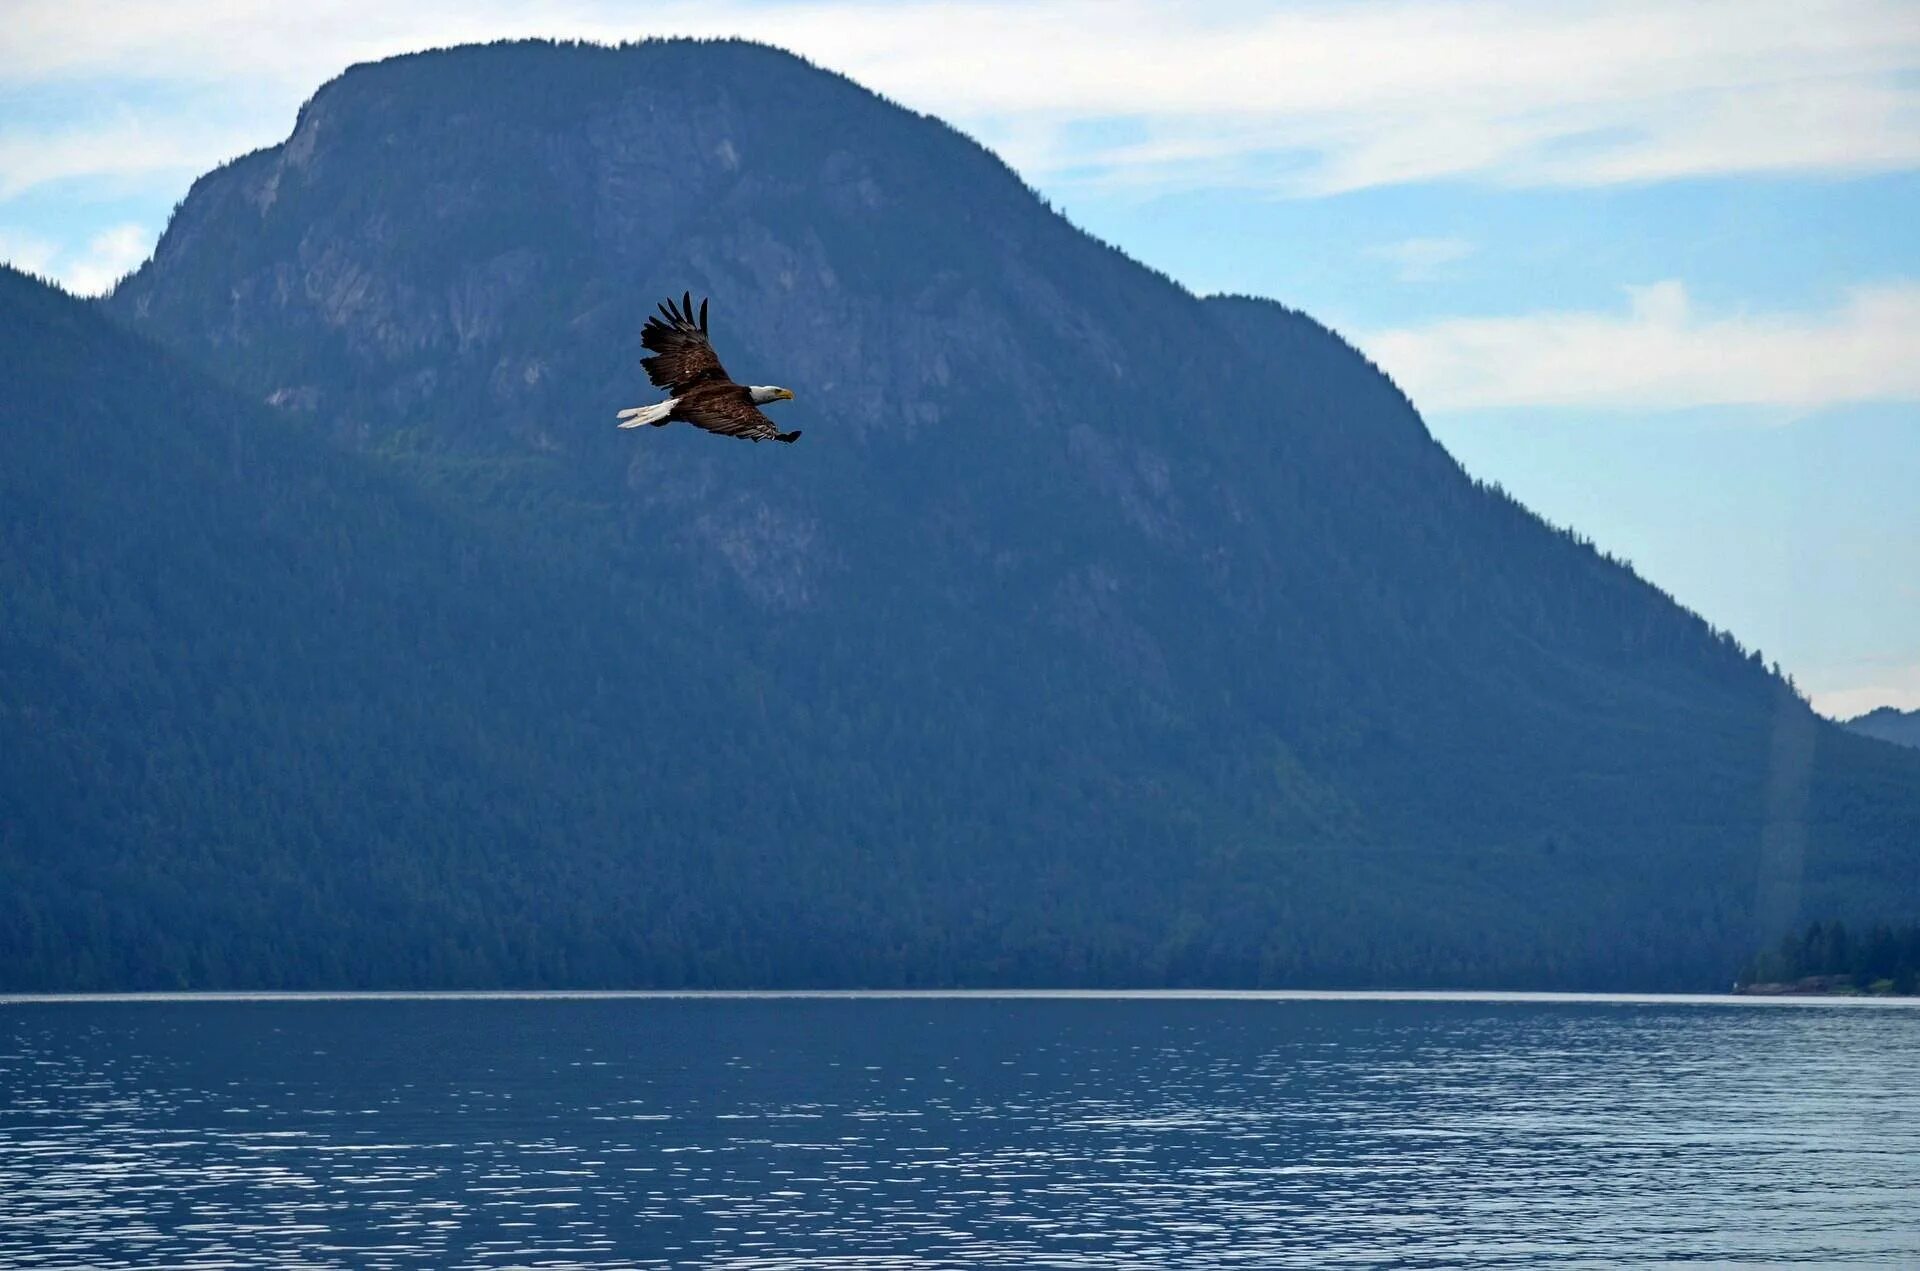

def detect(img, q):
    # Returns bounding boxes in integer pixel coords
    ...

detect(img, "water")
[2,993,1917,1268]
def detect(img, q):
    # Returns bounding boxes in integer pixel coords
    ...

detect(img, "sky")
[3,0,1916,716]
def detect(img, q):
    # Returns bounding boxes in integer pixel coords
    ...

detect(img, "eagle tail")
[616,398,677,429]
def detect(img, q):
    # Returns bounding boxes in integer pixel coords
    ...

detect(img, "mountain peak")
[43,39,1918,988]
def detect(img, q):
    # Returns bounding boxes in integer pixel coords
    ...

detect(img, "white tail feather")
[616,398,677,429]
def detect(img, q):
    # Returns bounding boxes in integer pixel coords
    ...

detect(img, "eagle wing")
[641,292,732,393]
[677,385,786,441]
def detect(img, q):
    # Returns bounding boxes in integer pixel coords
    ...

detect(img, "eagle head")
[749,385,796,405]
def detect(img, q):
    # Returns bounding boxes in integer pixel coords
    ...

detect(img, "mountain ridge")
[5,37,1912,990]
[1843,707,1920,750]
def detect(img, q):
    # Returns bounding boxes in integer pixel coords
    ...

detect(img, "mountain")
[1843,708,1920,750]
[10,38,1915,991]
[0,264,790,988]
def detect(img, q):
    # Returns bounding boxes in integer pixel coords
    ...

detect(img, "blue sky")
[3,0,1916,714]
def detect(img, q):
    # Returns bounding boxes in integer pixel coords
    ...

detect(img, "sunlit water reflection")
[2,994,1917,1267]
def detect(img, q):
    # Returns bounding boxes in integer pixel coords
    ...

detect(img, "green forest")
[1739,922,1920,995]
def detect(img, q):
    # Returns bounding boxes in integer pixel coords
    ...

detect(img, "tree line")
[1739,921,1920,995]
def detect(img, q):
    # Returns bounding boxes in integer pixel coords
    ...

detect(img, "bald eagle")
[616,293,801,443]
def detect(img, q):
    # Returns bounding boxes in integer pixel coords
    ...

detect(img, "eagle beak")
[779,388,796,401]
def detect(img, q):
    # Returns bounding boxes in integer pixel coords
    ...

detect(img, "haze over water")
[3,994,1917,1268]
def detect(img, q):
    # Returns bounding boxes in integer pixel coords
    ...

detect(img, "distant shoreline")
[1735,976,1916,999]
[5,988,1919,1007]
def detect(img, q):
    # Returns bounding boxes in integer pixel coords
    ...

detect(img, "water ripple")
[1,997,1917,1266]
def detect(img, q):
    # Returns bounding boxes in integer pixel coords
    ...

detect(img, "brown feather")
[672,383,784,441]
[631,295,799,442]
[640,296,731,393]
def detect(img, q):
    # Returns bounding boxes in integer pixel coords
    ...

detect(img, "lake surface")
[3,992,1917,1268]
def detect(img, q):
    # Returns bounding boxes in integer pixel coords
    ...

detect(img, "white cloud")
[1360,281,1920,412]
[1807,660,1920,719]
[0,0,1915,202]
[0,226,58,277]
[62,223,151,295]
[0,114,268,200]
[0,221,150,294]
[1364,237,1476,283]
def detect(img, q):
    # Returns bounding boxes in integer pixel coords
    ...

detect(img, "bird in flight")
[617,293,801,443]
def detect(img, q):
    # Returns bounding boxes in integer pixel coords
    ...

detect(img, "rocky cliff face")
[57,38,1920,989]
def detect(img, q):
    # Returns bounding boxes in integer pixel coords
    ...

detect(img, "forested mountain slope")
[7,39,1912,989]
[1844,708,1920,751]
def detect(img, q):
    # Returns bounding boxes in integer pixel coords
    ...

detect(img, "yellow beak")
[778,388,796,401]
